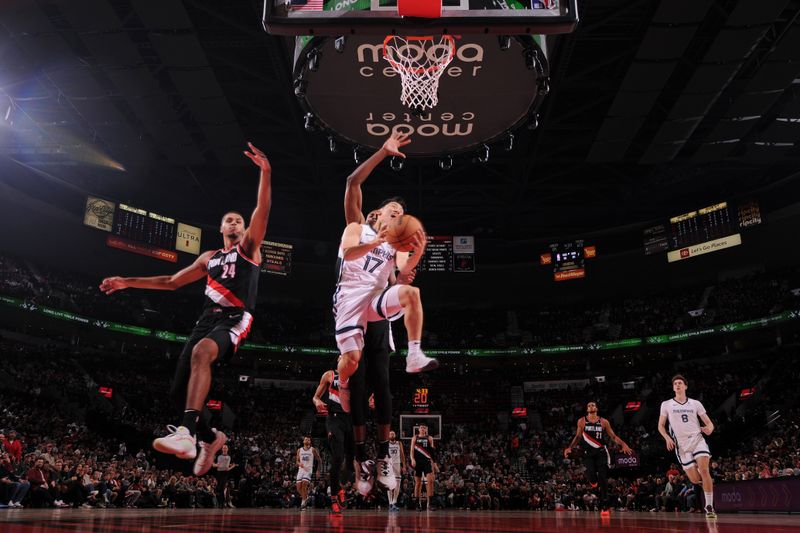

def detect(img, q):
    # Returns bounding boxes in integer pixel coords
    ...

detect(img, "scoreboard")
[260,240,293,276]
[541,241,595,281]
[417,235,476,272]
[412,387,431,414]
[113,204,176,249]
[643,200,762,260]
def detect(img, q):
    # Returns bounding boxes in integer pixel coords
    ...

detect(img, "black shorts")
[350,319,392,426]
[414,459,433,477]
[182,306,254,364]
[326,412,354,461]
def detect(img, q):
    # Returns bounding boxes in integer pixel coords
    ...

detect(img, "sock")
[355,442,368,463]
[378,440,389,458]
[704,492,713,509]
[182,409,200,435]
[408,340,421,356]
[196,419,216,444]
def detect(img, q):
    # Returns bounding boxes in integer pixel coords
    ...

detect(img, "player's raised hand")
[243,142,272,172]
[382,132,411,158]
[664,437,676,452]
[374,226,389,244]
[408,230,427,253]
[99,276,128,295]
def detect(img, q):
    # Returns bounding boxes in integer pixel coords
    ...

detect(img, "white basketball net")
[383,35,456,111]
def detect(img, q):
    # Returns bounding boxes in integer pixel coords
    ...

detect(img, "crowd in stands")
[2,328,799,512]
[1,254,798,349]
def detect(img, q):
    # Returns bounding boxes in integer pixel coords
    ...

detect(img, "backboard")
[263,0,578,36]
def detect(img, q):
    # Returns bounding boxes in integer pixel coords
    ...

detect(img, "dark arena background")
[1,1,800,532]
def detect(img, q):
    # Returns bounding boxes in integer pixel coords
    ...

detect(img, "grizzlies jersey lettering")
[389,441,402,466]
[660,398,706,442]
[582,417,606,451]
[204,244,259,311]
[333,224,396,308]
[299,448,314,471]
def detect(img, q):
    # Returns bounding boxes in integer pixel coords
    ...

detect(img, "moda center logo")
[719,490,742,503]
[298,34,545,155]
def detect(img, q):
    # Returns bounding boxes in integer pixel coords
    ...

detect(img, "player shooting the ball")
[332,133,438,413]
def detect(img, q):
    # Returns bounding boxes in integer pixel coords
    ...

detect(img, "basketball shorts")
[334,285,404,354]
[183,306,254,364]
[414,458,432,477]
[296,467,312,483]
[675,434,710,470]
[392,462,402,480]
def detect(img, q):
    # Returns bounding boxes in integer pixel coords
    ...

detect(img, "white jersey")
[298,447,314,473]
[660,397,706,442]
[334,224,396,297]
[389,441,402,466]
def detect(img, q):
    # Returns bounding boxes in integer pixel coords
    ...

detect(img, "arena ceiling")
[1,0,799,248]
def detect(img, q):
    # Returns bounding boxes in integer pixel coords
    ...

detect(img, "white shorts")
[392,462,402,479]
[675,434,710,470]
[334,285,404,354]
[296,469,312,482]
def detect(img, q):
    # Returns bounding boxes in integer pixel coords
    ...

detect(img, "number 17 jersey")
[334,224,396,295]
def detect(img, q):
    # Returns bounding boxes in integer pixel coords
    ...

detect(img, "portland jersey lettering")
[204,244,259,311]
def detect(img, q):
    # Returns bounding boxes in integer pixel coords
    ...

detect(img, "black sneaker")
[705,505,717,519]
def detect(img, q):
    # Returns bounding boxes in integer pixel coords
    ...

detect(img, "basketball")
[386,214,424,252]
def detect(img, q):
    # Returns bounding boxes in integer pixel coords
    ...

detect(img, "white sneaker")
[356,460,375,496]
[153,425,197,459]
[193,429,227,476]
[377,456,397,491]
[405,351,439,373]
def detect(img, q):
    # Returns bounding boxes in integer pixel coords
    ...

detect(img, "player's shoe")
[357,460,375,496]
[377,457,397,490]
[339,382,351,413]
[336,489,347,509]
[329,500,342,515]
[705,505,717,519]
[193,429,227,476]
[405,352,439,373]
[153,425,196,459]
[300,498,308,510]
[600,509,610,517]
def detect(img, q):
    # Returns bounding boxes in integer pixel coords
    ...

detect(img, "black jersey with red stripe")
[414,436,434,462]
[581,416,607,451]
[325,371,345,415]
[203,244,260,311]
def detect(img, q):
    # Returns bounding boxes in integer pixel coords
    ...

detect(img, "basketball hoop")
[382,35,456,112]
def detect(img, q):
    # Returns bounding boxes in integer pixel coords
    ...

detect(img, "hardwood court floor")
[1,508,798,532]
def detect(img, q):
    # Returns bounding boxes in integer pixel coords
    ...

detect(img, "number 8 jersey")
[660,397,706,443]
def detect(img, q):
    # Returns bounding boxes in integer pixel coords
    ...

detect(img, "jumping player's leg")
[368,285,437,373]
[365,333,396,491]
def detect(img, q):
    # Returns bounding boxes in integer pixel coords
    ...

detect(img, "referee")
[213,444,236,508]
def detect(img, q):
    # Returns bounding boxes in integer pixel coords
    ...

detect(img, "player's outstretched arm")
[657,415,675,451]
[344,133,411,225]
[99,250,214,294]
[312,371,332,415]
[564,419,583,457]
[396,230,426,275]
[699,413,715,435]
[603,419,633,455]
[242,142,272,259]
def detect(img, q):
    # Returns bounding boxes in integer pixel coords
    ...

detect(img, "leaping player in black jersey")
[100,142,272,475]
[564,401,633,516]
